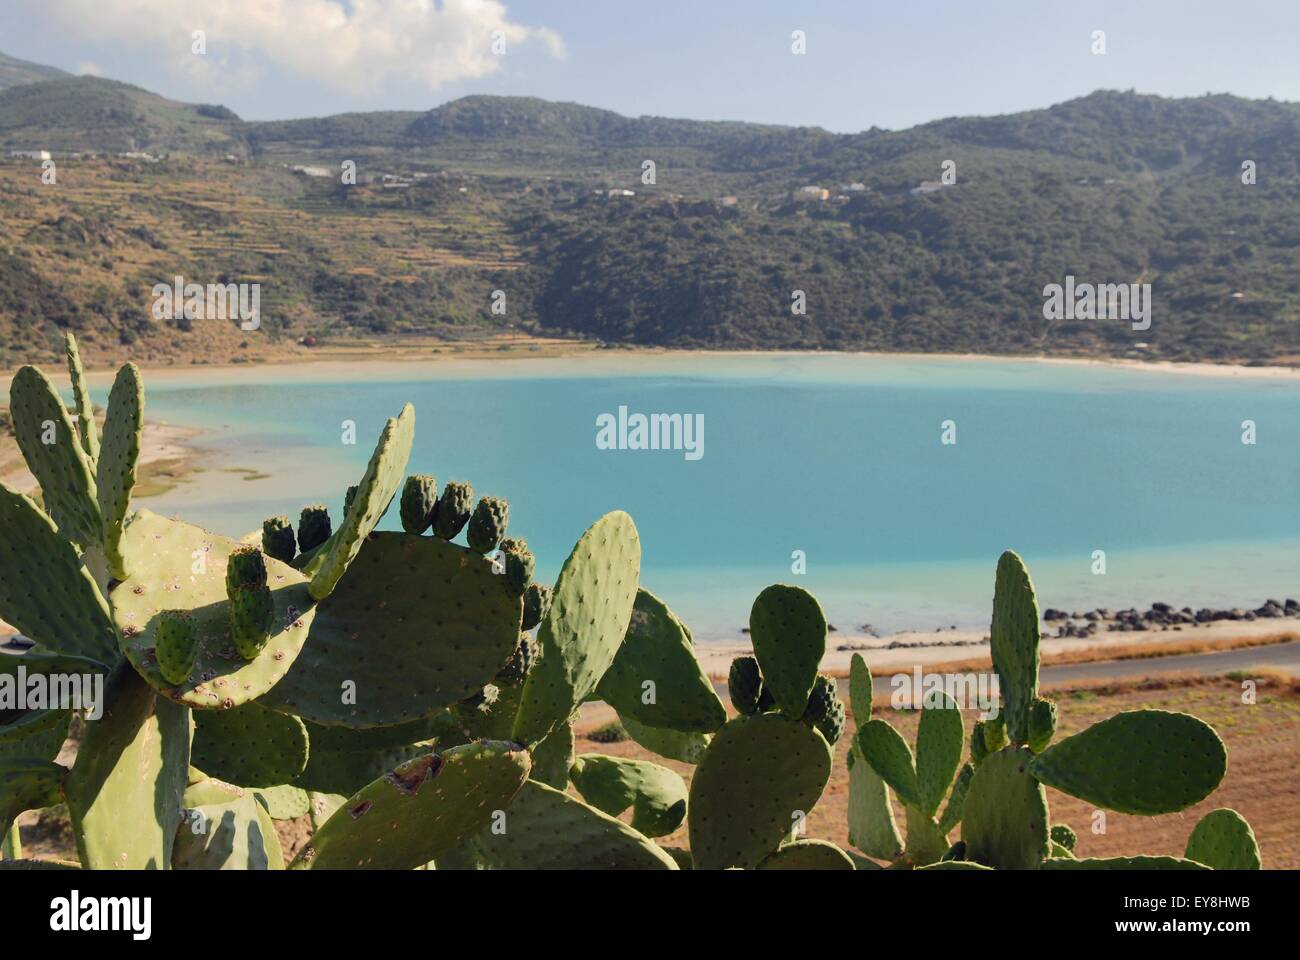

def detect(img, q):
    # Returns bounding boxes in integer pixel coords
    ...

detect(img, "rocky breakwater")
[1042,598,1300,638]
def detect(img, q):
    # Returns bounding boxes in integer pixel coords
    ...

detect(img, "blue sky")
[4,0,1299,131]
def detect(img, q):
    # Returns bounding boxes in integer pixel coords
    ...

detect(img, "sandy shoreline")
[0,420,204,494]
[11,343,1300,389]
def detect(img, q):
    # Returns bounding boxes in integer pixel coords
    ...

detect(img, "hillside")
[0,52,68,91]
[1,54,1298,369]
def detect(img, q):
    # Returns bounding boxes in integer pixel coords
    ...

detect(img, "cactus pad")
[937,762,974,835]
[1184,808,1261,870]
[513,511,641,745]
[96,362,144,579]
[1040,856,1210,871]
[757,839,855,870]
[292,715,449,796]
[173,792,283,870]
[1028,710,1227,815]
[0,760,65,838]
[191,701,310,787]
[597,588,725,734]
[915,690,964,817]
[748,584,827,718]
[471,779,677,870]
[689,713,832,870]
[989,550,1041,743]
[255,784,311,821]
[0,484,118,663]
[65,666,191,869]
[846,738,904,861]
[848,653,873,726]
[8,365,102,546]
[63,333,99,463]
[113,511,315,709]
[856,719,920,809]
[307,405,414,600]
[261,532,520,728]
[569,754,689,838]
[961,746,1050,870]
[291,741,530,870]
[1027,696,1058,754]
[530,719,577,789]
[618,712,711,763]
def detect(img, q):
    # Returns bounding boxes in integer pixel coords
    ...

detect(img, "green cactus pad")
[1184,808,1261,870]
[173,792,283,870]
[307,405,415,600]
[597,588,726,734]
[96,362,144,580]
[856,718,921,809]
[1028,710,1227,815]
[0,486,118,663]
[471,778,677,870]
[8,365,102,546]
[254,784,311,821]
[936,762,974,836]
[261,516,296,565]
[433,480,473,540]
[689,713,833,870]
[961,746,1050,870]
[1049,841,1075,858]
[262,532,519,727]
[916,690,964,817]
[113,511,315,709]
[399,474,438,535]
[65,665,191,869]
[848,653,873,728]
[982,713,1008,753]
[989,550,1041,743]
[916,860,995,871]
[530,719,577,789]
[191,701,309,788]
[0,760,65,838]
[727,655,763,715]
[1027,696,1058,754]
[0,707,72,763]
[618,712,711,763]
[1040,856,1210,871]
[846,738,904,861]
[513,511,641,745]
[748,584,827,718]
[64,333,99,463]
[903,804,951,866]
[291,741,530,870]
[569,754,689,838]
[292,715,447,796]
[757,839,854,870]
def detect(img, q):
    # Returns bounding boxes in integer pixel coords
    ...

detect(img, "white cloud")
[76,61,103,76]
[36,0,565,95]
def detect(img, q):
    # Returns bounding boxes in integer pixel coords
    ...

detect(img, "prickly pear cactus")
[988,550,1040,743]
[748,584,826,718]
[728,655,763,716]
[191,701,309,788]
[467,496,509,553]
[96,362,144,579]
[433,480,473,540]
[757,838,855,870]
[399,474,438,535]
[569,754,689,838]
[1183,808,1261,870]
[153,610,198,685]
[261,516,296,564]
[960,746,1050,870]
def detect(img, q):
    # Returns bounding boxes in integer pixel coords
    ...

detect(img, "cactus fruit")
[297,505,332,553]
[748,584,827,718]
[262,516,296,564]
[970,721,990,765]
[433,480,473,539]
[495,632,540,686]
[728,655,763,715]
[343,485,358,514]
[1027,697,1058,754]
[1050,823,1077,852]
[522,582,551,631]
[226,546,275,661]
[399,474,438,535]
[154,610,198,685]
[467,496,510,553]
[982,713,1008,753]
[802,674,846,745]
[501,542,535,596]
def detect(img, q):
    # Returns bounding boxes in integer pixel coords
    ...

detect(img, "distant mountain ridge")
[0,51,69,91]
[0,50,1298,367]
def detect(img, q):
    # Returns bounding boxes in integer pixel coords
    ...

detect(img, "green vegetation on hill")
[0,56,1297,366]
[0,52,69,92]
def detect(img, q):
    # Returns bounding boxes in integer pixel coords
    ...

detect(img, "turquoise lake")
[134,354,1300,643]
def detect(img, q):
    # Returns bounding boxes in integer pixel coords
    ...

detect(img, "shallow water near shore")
[124,353,1300,642]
